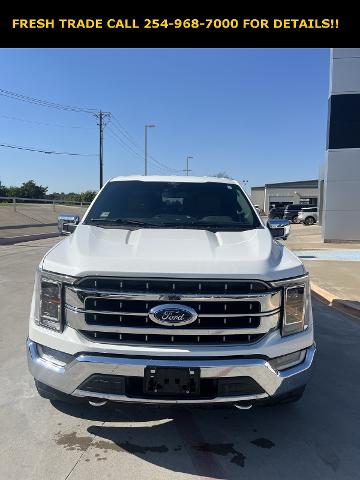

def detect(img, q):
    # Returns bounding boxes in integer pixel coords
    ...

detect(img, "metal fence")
[0,196,91,212]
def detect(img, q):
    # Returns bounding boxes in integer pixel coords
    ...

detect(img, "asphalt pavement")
[0,238,359,480]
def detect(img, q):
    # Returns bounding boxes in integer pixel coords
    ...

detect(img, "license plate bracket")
[144,367,200,396]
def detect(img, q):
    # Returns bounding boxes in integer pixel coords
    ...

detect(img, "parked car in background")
[284,204,307,224]
[269,206,285,219]
[298,207,318,225]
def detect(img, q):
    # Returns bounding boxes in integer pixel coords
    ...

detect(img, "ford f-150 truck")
[27,176,315,409]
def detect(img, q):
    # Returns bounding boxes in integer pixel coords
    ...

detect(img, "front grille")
[65,277,281,346]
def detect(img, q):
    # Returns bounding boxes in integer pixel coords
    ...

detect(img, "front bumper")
[27,339,316,404]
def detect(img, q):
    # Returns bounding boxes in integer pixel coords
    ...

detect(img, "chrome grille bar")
[66,306,280,318]
[66,288,281,311]
[66,309,279,335]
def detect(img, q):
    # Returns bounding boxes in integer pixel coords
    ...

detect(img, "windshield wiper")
[89,218,164,227]
[176,223,258,231]
[88,218,258,231]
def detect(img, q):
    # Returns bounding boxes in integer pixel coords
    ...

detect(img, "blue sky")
[0,48,329,193]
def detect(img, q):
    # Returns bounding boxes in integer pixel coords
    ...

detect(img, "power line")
[0,88,182,176]
[0,88,97,114]
[110,117,181,174]
[107,127,170,174]
[108,127,171,173]
[0,88,112,188]
[108,125,144,159]
[0,114,92,129]
[111,115,143,150]
[0,142,97,156]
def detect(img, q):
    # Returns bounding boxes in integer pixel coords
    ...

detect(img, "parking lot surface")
[1,238,359,480]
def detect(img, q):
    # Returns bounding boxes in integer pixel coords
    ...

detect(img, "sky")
[0,48,329,193]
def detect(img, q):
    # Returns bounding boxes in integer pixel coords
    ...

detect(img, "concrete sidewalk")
[285,224,360,250]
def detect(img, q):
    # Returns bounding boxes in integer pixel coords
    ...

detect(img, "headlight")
[270,275,310,337]
[34,269,75,332]
[283,284,307,335]
[40,277,62,331]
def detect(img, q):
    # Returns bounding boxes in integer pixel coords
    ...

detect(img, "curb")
[311,282,360,319]
[0,232,59,245]
[0,222,57,231]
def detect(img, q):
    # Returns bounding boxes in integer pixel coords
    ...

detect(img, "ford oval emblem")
[149,304,198,326]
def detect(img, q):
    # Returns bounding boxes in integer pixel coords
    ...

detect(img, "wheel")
[292,215,300,224]
[35,380,83,404]
[304,216,315,225]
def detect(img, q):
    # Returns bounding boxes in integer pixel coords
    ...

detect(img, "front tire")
[292,215,300,224]
[304,216,315,225]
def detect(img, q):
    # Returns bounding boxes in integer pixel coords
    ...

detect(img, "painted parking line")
[293,249,360,261]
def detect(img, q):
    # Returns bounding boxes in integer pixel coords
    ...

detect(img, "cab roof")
[109,175,239,185]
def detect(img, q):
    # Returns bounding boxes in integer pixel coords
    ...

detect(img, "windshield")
[84,181,261,231]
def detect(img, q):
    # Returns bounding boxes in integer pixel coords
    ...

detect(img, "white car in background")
[298,207,318,225]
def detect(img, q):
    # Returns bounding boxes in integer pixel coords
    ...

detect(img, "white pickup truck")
[27,176,315,409]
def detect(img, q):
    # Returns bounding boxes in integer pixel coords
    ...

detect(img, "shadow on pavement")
[49,300,360,478]
[52,399,304,478]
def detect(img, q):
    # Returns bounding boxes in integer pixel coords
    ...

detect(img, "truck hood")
[42,225,305,281]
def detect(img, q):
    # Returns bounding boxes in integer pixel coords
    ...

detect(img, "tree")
[18,180,48,199]
[5,186,21,197]
[80,190,97,202]
[211,171,233,179]
[0,183,7,197]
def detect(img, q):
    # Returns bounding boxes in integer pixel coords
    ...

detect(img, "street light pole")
[185,156,193,176]
[144,124,155,176]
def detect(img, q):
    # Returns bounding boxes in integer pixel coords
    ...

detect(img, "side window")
[236,189,254,223]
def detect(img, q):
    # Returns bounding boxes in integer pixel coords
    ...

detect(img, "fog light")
[269,350,306,371]
[37,344,73,367]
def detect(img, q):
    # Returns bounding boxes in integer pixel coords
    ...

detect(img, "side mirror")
[58,214,80,236]
[267,219,291,240]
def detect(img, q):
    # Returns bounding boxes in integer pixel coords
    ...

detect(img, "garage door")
[269,196,293,203]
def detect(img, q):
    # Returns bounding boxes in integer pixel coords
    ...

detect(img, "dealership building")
[252,49,360,241]
[319,48,360,242]
[251,180,318,214]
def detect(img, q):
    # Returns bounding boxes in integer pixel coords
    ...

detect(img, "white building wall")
[323,48,360,241]
[250,189,265,209]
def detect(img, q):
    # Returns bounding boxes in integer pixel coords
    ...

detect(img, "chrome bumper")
[27,339,316,404]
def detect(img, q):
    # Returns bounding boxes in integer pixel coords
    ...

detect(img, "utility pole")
[96,111,111,189]
[99,111,104,189]
[144,124,156,176]
[184,156,193,176]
